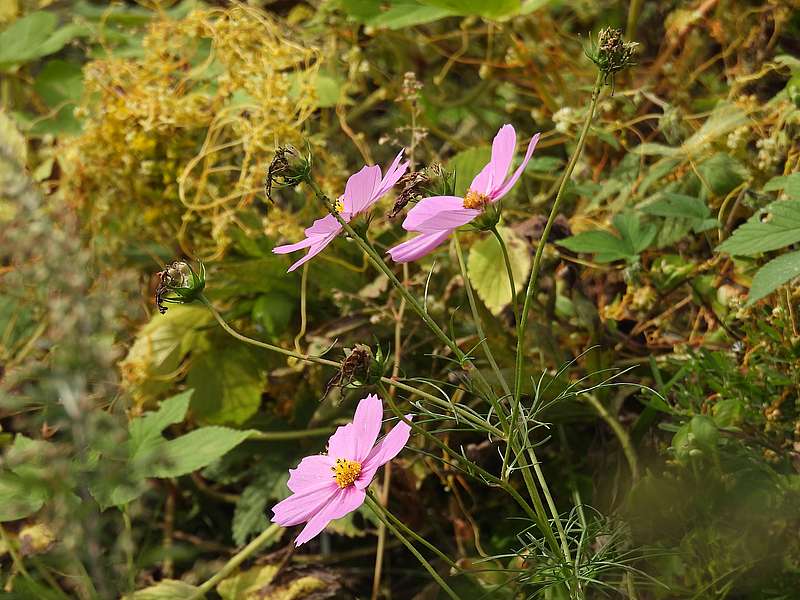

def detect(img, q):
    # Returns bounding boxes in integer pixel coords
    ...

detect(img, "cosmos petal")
[294,486,366,546]
[387,230,453,263]
[356,417,413,489]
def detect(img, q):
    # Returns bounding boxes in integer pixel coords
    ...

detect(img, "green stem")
[377,383,559,555]
[189,523,282,599]
[584,393,639,481]
[490,226,519,324]
[368,490,457,570]
[507,72,603,568]
[248,428,334,441]
[200,294,503,438]
[364,494,460,600]
[304,177,510,434]
[453,234,512,397]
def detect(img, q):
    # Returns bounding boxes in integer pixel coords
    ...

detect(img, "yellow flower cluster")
[63,6,322,260]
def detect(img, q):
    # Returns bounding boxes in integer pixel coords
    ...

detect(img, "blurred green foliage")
[1,0,800,598]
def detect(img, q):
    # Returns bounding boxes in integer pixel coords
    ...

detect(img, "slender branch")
[364,494,460,600]
[583,393,639,481]
[199,294,503,437]
[490,226,519,324]
[188,523,282,599]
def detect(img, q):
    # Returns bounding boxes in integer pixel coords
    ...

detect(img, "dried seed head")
[265,145,312,199]
[155,260,206,314]
[586,27,638,85]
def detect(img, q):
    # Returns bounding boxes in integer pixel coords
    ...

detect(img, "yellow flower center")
[335,198,345,213]
[332,458,362,488]
[463,189,490,210]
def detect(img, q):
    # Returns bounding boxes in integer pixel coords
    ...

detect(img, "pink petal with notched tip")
[387,229,453,263]
[326,422,357,462]
[294,485,366,546]
[373,150,410,200]
[342,165,382,215]
[271,482,338,526]
[349,394,384,462]
[287,455,335,493]
[272,236,315,255]
[355,417,412,489]
[491,132,540,201]
[470,124,517,196]
[402,196,479,233]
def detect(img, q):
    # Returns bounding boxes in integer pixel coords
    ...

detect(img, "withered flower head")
[324,344,389,397]
[387,164,455,219]
[586,27,638,85]
[155,260,205,314]
[265,145,312,200]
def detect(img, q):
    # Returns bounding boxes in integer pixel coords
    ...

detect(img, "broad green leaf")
[641,193,718,233]
[0,13,88,69]
[717,200,800,256]
[698,152,748,197]
[252,292,294,337]
[150,427,253,478]
[559,230,631,263]
[129,390,193,455]
[218,565,279,600]
[187,345,265,425]
[763,173,800,200]
[420,0,520,18]
[559,212,656,263]
[369,2,453,29]
[747,250,800,305]
[0,471,46,521]
[121,305,212,405]
[467,226,531,315]
[32,59,83,134]
[126,580,202,599]
[447,145,490,196]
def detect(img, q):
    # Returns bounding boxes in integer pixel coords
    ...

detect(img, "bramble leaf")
[747,250,800,305]
[717,200,800,256]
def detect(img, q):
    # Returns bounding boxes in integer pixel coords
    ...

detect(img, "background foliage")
[1,0,799,598]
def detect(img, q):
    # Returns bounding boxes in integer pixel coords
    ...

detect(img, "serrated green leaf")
[747,250,800,305]
[129,390,193,455]
[560,212,656,263]
[125,580,202,599]
[150,427,253,478]
[612,212,658,255]
[717,200,800,256]
[641,193,710,221]
[763,173,800,200]
[121,305,212,405]
[467,226,531,315]
[559,230,631,263]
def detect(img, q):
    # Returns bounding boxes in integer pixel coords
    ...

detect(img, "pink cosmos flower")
[271,394,412,546]
[273,152,409,272]
[387,125,540,263]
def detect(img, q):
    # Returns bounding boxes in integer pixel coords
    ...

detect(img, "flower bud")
[264,145,312,199]
[155,260,206,314]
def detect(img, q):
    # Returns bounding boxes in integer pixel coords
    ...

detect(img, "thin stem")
[490,226,519,324]
[304,176,509,434]
[453,234,512,397]
[248,427,333,441]
[507,73,604,568]
[583,393,639,481]
[189,523,282,599]
[200,294,504,437]
[369,490,458,570]
[364,494,460,600]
